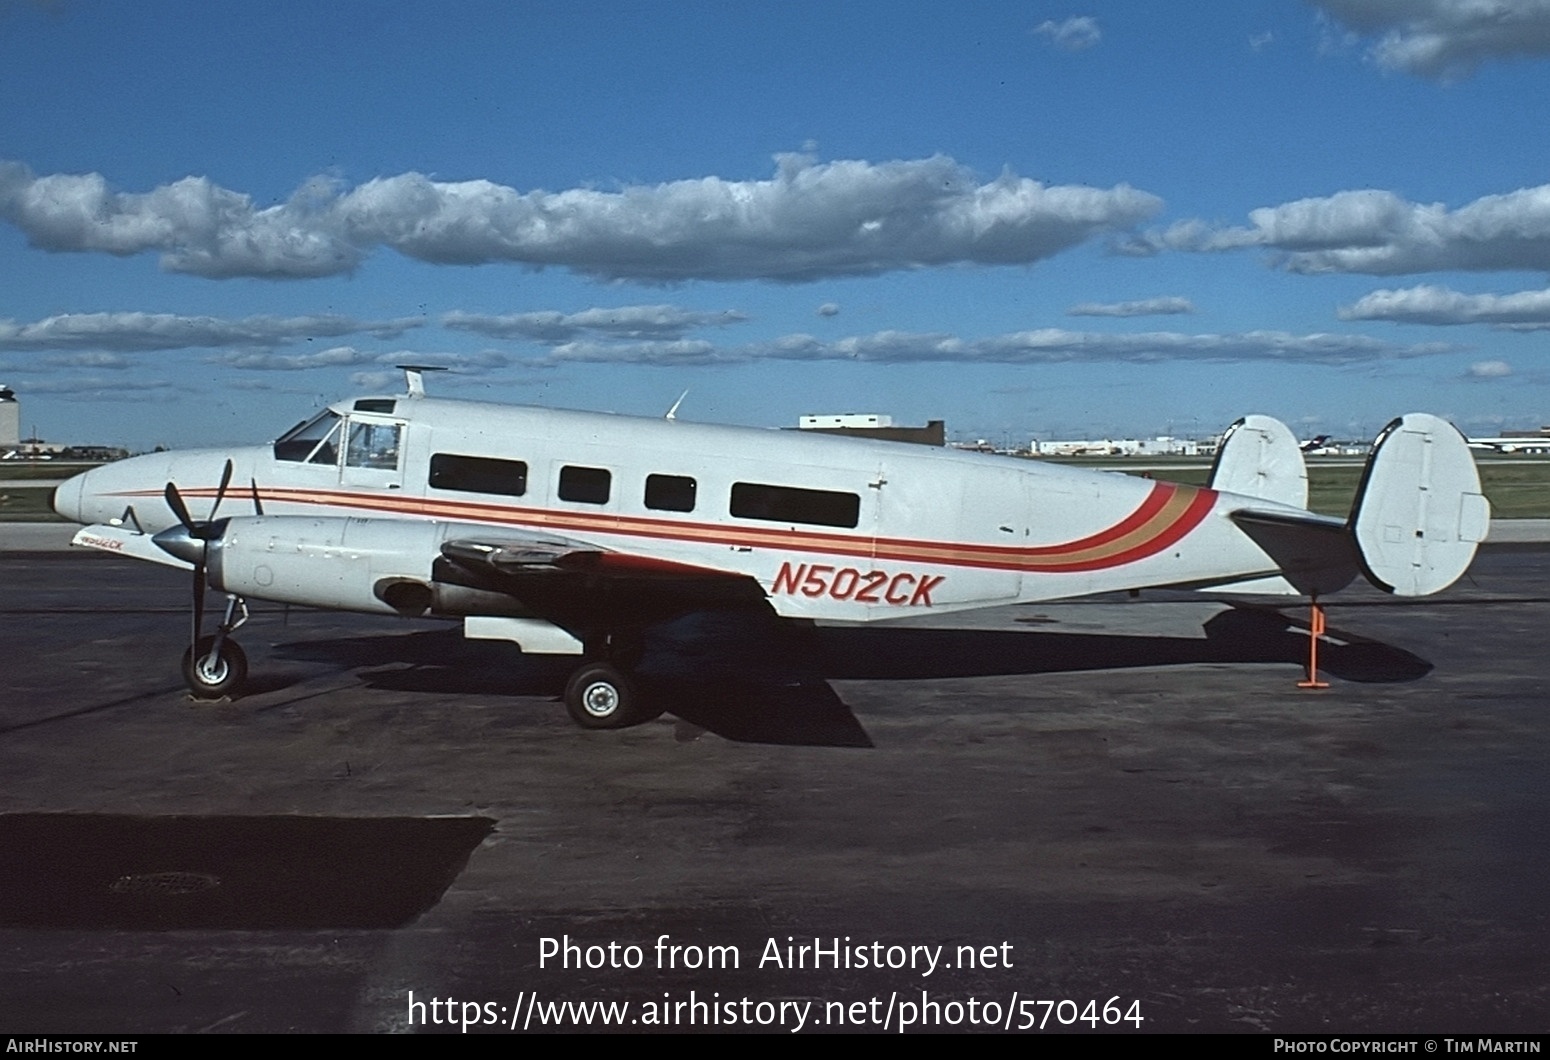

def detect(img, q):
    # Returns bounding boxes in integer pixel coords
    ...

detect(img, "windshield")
[273,410,342,464]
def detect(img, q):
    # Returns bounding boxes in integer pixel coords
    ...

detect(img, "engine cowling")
[205,515,503,617]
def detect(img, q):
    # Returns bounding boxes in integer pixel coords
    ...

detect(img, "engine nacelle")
[206,515,488,616]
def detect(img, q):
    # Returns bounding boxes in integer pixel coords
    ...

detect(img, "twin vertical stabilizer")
[1218,412,1488,598]
[1210,414,1309,509]
[1349,413,1490,596]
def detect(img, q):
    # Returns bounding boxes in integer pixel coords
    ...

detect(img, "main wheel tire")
[181,636,248,699]
[563,662,659,729]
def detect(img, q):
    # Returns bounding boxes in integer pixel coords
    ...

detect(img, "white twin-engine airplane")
[53,368,1490,729]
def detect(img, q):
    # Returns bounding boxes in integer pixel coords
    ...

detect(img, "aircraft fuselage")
[54,393,1296,621]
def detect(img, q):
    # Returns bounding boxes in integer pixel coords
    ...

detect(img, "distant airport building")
[796,413,946,447]
[800,414,893,431]
[1030,435,1209,457]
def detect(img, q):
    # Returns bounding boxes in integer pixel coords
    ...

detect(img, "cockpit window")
[346,420,403,470]
[273,411,343,464]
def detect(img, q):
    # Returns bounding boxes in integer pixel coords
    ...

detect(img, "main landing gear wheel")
[182,636,248,699]
[563,662,661,730]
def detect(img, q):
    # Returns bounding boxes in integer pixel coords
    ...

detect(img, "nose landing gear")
[182,594,249,700]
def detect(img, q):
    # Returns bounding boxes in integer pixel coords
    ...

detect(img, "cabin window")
[559,465,611,504]
[429,453,528,496]
[353,398,397,414]
[345,421,402,470]
[273,411,342,465]
[730,482,861,528]
[644,474,697,512]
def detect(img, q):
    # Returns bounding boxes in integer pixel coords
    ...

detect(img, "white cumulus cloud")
[1340,283,1550,327]
[0,311,420,352]
[0,163,362,277]
[211,345,381,371]
[1159,184,1550,274]
[1067,297,1196,317]
[1466,359,1513,378]
[1312,0,1550,80]
[531,327,1456,368]
[442,306,747,343]
[0,155,1162,282]
[1034,16,1102,51]
[213,347,517,373]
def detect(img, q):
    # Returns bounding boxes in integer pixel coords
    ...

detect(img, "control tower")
[0,385,18,452]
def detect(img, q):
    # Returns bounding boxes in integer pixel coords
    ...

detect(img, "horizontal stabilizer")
[1226,507,1359,596]
[1209,415,1308,509]
[1350,414,1489,597]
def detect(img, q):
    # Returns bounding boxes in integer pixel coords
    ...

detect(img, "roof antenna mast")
[397,364,449,398]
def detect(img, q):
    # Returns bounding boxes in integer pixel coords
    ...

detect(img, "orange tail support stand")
[1297,599,1330,689]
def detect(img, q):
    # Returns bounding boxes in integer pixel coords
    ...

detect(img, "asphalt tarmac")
[1,546,1546,1034]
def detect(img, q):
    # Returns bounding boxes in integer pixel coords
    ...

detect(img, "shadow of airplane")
[810,606,1431,684]
[267,603,1430,748]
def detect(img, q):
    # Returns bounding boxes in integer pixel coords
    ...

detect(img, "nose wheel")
[181,594,250,700]
[183,635,248,698]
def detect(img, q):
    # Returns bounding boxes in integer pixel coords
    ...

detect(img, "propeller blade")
[164,481,195,533]
[250,477,264,516]
[207,459,234,524]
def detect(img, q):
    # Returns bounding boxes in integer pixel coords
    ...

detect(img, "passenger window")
[429,454,528,496]
[345,421,402,470]
[559,465,611,504]
[730,482,860,528]
[644,474,696,512]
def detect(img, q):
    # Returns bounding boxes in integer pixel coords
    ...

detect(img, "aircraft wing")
[442,535,761,583]
[437,532,769,637]
[70,523,194,571]
[441,535,604,573]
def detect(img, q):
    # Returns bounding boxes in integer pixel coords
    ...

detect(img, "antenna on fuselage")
[665,390,690,421]
[397,364,449,398]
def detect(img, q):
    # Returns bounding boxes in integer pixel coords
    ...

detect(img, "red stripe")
[1023,481,1178,557]
[1020,487,1217,573]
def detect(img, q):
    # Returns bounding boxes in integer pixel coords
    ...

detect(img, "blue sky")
[4,0,1550,450]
